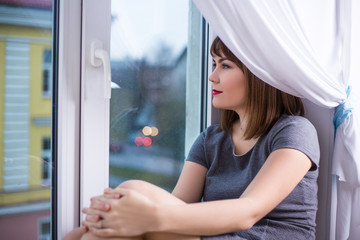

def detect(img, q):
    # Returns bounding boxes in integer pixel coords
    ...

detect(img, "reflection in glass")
[110,0,189,191]
[0,1,53,239]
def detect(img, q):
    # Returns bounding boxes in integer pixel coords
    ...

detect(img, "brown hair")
[210,37,304,140]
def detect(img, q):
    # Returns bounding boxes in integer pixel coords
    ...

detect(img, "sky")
[110,0,189,61]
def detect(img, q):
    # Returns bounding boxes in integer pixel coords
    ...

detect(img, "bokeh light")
[142,126,152,136]
[143,137,152,146]
[150,127,159,136]
[134,137,144,146]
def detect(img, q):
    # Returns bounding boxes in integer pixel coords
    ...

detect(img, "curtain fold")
[192,0,360,239]
[193,0,346,107]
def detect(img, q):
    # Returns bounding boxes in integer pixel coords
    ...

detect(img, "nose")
[208,69,218,83]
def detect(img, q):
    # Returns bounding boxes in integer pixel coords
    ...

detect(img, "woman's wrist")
[152,203,170,233]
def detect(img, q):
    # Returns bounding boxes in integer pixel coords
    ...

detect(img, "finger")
[106,187,132,197]
[85,214,101,223]
[80,226,89,232]
[82,207,104,216]
[91,193,121,201]
[104,187,113,194]
[82,219,102,230]
[105,193,121,199]
[90,194,107,201]
[104,188,123,199]
[89,200,111,211]
[90,227,119,238]
[98,218,113,229]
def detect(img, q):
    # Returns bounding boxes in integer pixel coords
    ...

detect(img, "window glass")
[42,49,52,97]
[42,137,51,184]
[39,217,51,240]
[109,0,190,190]
[0,1,54,239]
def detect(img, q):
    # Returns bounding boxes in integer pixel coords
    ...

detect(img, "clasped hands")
[82,187,160,238]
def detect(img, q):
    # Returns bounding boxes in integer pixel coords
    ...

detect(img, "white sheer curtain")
[192,0,360,239]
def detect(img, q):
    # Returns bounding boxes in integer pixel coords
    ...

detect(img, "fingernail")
[104,203,110,210]
[114,193,121,198]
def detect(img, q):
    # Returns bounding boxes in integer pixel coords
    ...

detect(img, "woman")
[66,37,319,240]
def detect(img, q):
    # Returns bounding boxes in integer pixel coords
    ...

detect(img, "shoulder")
[268,115,320,168]
[273,115,316,132]
[270,115,318,141]
[189,124,223,149]
[193,124,230,152]
[187,124,227,168]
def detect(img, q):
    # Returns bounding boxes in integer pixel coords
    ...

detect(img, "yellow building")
[0,0,53,239]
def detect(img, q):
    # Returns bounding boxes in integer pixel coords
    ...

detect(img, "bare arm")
[84,148,312,237]
[172,161,207,203]
[156,148,312,236]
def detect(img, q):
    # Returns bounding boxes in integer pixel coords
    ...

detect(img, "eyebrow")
[212,57,229,63]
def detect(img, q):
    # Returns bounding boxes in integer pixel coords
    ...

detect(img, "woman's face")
[209,53,246,114]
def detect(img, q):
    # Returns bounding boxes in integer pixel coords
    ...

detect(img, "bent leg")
[145,232,200,240]
[63,227,86,240]
[117,180,200,240]
[117,180,185,205]
[63,227,142,240]
[80,232,142,240]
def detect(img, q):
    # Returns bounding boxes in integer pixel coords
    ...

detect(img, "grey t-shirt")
[187,115,320,240]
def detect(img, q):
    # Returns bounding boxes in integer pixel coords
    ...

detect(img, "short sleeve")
[271,116,320,170]
[186,132,208,169]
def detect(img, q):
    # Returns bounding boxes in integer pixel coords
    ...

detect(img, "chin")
[212,101,241,112]
[212,100,222,109]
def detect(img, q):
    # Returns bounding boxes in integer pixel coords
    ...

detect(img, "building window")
[42,137,51,185]
[38,217,51,240]
[42,49,52,98]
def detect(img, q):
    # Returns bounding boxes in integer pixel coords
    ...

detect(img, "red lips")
[212,89,222,95]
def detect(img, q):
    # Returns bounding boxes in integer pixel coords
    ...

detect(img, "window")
[0,0,207,238]
[79,0,207,222]
[108,0,191,190]
[38,217,51,240]
[42,49,52,98]
[42,137,51,185]
[106,0,207,192]
[0,1,54,239]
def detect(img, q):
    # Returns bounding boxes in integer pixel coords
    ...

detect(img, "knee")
[116,180,155,196]
[63,227,86,240]
[117,180,148,191]
[116,180,184,206]
[80,232,100,240]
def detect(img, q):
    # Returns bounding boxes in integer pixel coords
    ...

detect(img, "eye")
[222,64,230,69]
[212,62,216,71]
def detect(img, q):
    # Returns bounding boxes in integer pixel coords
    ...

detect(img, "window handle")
[90,40,112,99]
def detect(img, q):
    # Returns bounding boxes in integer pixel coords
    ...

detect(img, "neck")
[233,114,247,138]
[231,115,259,155]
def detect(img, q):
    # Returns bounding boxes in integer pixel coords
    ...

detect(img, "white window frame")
[80,0,111,216]
[57,0,82,238]
[57,0,206,238]
[185,2,207,154]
